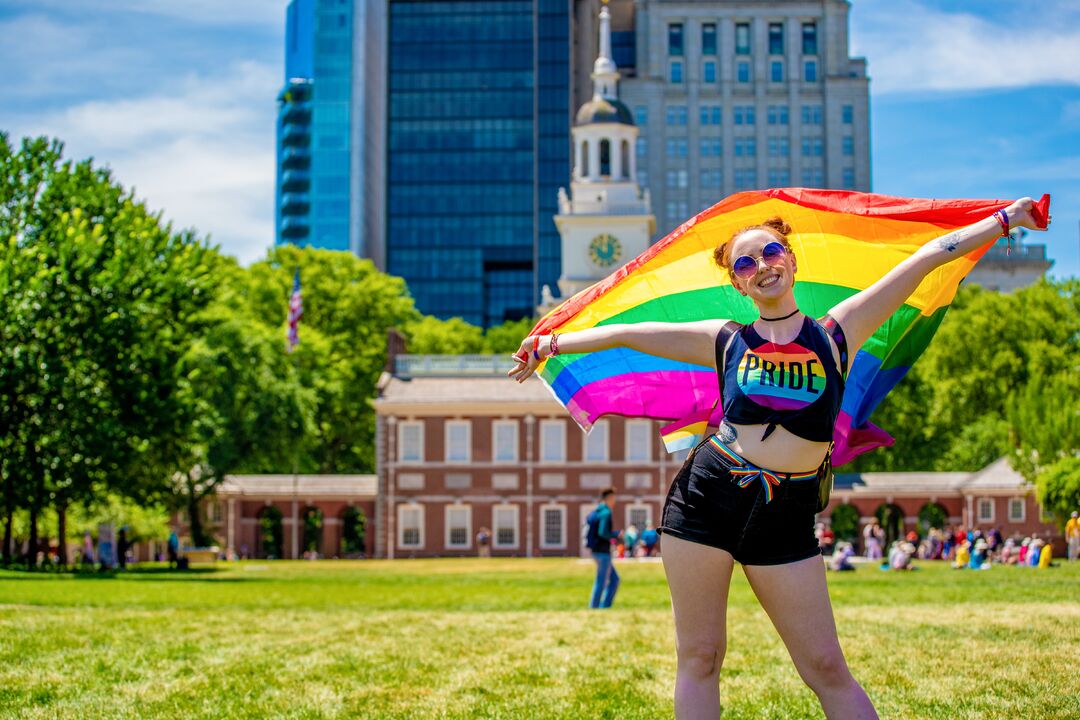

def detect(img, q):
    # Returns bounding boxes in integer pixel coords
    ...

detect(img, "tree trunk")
[56,497,68,567]
[27,501,39,568]
[2,507,11,565]
[187,484,206,548]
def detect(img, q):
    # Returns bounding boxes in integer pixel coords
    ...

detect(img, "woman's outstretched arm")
[827,197,1047,356]
[507,319,730,383]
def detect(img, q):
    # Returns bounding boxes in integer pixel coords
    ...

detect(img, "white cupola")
[546,1,655,309]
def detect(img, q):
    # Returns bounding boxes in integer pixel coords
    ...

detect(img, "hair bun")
[762,217,792,236]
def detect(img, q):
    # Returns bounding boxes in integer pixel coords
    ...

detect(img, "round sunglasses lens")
[732,256,757,278]
[762,242,786,263]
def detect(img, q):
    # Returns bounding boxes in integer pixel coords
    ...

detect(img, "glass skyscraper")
[386,0,570,327]
[277,0,385,257]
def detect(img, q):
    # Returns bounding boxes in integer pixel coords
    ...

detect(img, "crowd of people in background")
[818,514,1079,571]
[610,523,661,559]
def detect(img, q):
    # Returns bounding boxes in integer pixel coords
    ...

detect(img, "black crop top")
[716,315,848,443]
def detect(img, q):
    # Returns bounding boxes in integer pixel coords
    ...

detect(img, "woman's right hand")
[507,335,547,383]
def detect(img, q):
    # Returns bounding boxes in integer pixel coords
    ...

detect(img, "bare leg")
[661,535,736,720]
[744,556,878,719]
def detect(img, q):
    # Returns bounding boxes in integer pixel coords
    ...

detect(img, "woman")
[509,198,1044,719]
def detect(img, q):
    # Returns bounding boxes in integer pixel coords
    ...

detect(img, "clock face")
[589,233,622,268]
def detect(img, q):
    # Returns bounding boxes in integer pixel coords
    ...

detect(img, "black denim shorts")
[659,437,823,566]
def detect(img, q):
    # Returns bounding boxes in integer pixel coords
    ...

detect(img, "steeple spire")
[592,3,619,100]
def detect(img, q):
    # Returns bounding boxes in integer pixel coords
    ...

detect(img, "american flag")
[287,268,303,352]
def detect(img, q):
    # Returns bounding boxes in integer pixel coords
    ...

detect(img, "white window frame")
[492,504,519,549]
[625,420,653,462]
[540,419,566,463]
[976,497,995,524]
[397,503,424,549]
[444,419,470,463]
[397,473,424,491]
[625,503,653,530]
[492,420,518,463]
[584,420,609,463]
[444,504,472,550]
[539,504,567,549]
[398,421,424,463]
[1008,497,1026,523]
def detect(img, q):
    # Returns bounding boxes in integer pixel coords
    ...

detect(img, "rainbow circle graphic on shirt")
[736,341,828,411]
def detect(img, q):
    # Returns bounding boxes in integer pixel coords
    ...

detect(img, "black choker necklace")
[759,309,800,322]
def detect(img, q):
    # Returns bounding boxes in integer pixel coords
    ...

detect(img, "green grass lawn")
[1,558,1078,719]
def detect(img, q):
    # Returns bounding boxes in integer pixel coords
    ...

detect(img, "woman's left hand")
[1006,197,1049,231]
[507,335,544,383]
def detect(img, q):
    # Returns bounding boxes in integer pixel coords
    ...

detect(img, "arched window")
[600,139,611,176]
[917,502,948,534]
[256,505,283,559]
[874,503,905,549]
[621,139,630,179]
[581,139,589,176]
[302,506,324,556]
[829,503,860,541]
[341,506,367,556]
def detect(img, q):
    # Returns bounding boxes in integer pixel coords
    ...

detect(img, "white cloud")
[851,0,1080,94]
[11,61,280,264]
[4,0,286,26]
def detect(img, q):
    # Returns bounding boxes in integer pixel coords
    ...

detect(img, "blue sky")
[2,0,1078,278]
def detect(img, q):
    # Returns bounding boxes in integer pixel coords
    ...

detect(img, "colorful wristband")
[532,335,541,361]
[994,210,1012,256]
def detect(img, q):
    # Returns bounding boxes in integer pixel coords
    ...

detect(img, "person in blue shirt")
[586,488,620,608]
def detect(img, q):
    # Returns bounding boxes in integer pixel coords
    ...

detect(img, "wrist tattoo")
[936,232,961,253]
[717,421,737,444]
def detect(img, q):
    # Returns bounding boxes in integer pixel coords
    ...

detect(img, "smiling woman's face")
[727,228,797,301]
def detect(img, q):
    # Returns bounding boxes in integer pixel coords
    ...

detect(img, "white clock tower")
[551,1,655,303]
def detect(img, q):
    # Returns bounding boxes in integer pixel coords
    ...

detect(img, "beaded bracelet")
[549,333,560,357]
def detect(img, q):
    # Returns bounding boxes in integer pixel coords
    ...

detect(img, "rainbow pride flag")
[532,189,1049,466]
[660,401,717,454]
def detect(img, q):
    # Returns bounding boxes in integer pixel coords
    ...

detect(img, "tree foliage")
[850,280,1080,474]
[1034,457,1080,529]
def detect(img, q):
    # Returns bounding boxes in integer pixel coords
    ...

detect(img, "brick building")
[373,354,1063,559]
[373,355,677,559]
[178,474,377,560]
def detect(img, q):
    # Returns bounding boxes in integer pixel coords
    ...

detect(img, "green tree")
[1009,369,1080,484]
[0,135,217,564]
[404,315,485,354]
[164,301,315,547]
[1034,457,1080,529]
[240,245,419,474]
[483,317,537,354]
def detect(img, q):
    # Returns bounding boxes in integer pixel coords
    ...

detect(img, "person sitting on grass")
[954,540,971,570]
[829,542,856,572]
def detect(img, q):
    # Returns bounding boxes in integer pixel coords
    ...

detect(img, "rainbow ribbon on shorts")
[730,467,784,503]
[708,436,818,503]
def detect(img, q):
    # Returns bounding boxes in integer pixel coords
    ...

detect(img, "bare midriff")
[722,422,830,473]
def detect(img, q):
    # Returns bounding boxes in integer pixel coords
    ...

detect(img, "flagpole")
[287,267,303,561]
